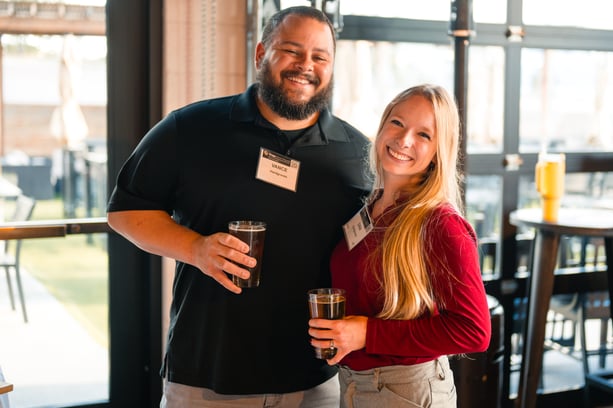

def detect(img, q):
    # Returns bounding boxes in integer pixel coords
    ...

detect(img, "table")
[509,207,613,408]
[0,381,11,395]
[0,380,12,408]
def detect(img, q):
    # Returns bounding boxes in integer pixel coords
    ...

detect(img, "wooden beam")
[0,2,105,36]
[0,17,104,36]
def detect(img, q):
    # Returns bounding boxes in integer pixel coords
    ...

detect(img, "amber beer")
[228,221,266,288]
[535,153,565,222]
[308,288,346,359]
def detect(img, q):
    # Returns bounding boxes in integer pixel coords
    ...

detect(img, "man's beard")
[256,60,333,121]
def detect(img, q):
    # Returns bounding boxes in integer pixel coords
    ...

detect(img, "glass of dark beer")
[308,288,346,359]
[228,220,266,288]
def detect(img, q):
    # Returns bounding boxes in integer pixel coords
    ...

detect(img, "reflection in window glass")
[1,232,109,407]
[518,172,613,215]
[516,171,613,278]
[333,40,453,138]
[518,174,540,212]
[590,172,613,199]
[2,34,108,217]
[0,6,108,406]
[333,41,505,146]
[465,175,502,239]
[514,174,541,260]
[565,172,613,207]
[473,0,506,24]
[467,46,505,153]
[523,0,613,30]
[466,175,501,278]
[282,0,505,22]
[339,0,449,20]
[520,49,613,153]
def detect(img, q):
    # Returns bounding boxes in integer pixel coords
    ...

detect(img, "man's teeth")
[288,76,309,84]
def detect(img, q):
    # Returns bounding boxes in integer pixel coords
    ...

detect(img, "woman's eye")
[419,132,432,140]
[391,119,402,126]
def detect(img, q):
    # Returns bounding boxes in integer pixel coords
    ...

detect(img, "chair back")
[4,195,36,256]
[10,195,36,223]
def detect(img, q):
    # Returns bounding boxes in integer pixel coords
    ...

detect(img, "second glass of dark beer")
[308,288,346,359]
[228,220,266,288]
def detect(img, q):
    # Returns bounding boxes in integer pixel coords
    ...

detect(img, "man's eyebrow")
[276,40,331,55]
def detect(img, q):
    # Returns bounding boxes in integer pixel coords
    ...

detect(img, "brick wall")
[2,104,106,157]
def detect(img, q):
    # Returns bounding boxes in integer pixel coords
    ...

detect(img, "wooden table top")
[510,207,613,237]
[0,380,13,394]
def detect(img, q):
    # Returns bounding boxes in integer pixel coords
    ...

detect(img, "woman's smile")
[387,146,412,161]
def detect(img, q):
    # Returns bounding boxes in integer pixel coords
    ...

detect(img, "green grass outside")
[15,198,109,348]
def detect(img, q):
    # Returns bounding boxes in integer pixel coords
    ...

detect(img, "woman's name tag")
[343,206,373,250]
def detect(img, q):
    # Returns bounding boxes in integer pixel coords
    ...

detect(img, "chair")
[548,236,610,362]
[509,232,613,405]
[1,194,36,323]
[478,234,609,386]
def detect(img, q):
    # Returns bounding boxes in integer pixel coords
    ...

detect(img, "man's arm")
[107,210,256,294]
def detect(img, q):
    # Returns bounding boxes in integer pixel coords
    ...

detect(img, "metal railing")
[0,217,110,240]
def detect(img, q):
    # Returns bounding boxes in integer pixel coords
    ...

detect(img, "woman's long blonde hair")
[369,84,463,320]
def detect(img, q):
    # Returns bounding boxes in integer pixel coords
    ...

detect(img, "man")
[107,6,371,407]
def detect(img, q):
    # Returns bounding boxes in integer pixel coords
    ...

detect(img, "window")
[0,5,109,408]
[520,49,613,153]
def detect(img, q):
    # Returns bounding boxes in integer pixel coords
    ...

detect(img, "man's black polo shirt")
[107,84,372,394]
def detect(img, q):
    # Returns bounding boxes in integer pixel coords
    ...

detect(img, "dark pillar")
[106,0,163,406]
[449,0,474,207]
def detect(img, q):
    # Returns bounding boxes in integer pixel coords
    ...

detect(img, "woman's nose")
[396,131,414,147]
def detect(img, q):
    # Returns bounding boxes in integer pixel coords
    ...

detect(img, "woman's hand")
[308,315,368,365]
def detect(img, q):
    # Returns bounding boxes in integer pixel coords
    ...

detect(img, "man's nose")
[295,55,314,71]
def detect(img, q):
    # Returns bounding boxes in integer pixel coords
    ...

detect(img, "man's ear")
[255,42,265,70]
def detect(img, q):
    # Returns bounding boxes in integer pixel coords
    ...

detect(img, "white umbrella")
[50,34,88,149]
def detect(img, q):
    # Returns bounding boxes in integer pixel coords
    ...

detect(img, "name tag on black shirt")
[256,148,301,192]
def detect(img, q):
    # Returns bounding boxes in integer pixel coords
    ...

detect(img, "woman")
[308,84,491,407]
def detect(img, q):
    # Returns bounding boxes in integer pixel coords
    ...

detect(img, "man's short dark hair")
[260,6,336,51]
